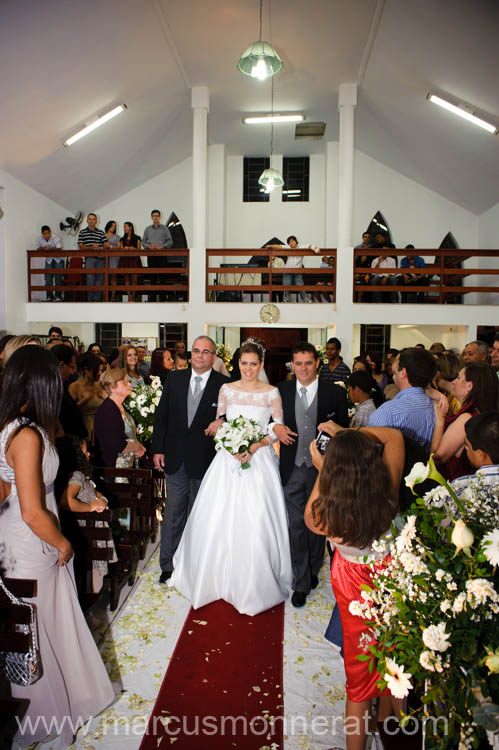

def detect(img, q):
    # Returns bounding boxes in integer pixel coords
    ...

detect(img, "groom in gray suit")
[273,343,349,607]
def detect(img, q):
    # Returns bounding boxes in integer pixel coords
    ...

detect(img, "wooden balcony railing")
[206,249,336,303]
[353,248,499,304]
[27,249,189,302]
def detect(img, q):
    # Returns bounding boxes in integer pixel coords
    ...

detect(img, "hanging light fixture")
[258,77,284,193]
[237,0,282,81]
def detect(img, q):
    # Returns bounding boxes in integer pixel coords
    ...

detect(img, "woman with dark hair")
[305,426,403,750]
[431,362,499,480]
[119,221,142,301]
[87,342,102,355]
[149,347,174,385]
[0,346,114,746]
[69,352,106,441]
[364,350,390,389]
[105,220,120,301]
[170,340,292,616]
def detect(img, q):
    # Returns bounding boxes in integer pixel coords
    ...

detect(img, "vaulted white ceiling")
[1,0,497,214]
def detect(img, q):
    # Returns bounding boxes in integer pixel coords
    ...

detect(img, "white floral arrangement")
[214,415,265,470]
[316,345,328,365]
[125,376,163,442]
[349,456,499,749]
[216,343,233,373]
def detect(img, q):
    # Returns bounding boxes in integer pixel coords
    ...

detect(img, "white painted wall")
[0,169,70,333]
[473,202,499,305]
[96,157,193,247]
[225,154,326,260]
[389,325,467,353]
[352,149,479,249]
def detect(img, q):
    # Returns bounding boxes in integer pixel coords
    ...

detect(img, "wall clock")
[260,303,280,323]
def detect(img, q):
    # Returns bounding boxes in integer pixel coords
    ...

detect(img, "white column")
[190,86,210,341]
[334,84,357,351]
[337,83,357,248]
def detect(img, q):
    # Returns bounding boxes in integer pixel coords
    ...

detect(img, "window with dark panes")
[95,323,122,355]
[243,157,270,202]
[282,157,309,202]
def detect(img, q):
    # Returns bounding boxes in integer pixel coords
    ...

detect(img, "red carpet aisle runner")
[140,600,285,750]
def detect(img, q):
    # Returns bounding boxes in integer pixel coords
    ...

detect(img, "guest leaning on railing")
[77,212,109,302]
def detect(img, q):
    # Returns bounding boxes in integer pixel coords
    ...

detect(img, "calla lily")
[405,455,468,516]
[426,455,448,486]
[404,462,429,493]
[451,519,474,557]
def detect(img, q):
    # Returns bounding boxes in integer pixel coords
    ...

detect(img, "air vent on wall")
[295,122,326,140]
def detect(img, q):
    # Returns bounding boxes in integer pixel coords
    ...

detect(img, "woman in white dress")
[170,340,292,616]
[0,346,114,746]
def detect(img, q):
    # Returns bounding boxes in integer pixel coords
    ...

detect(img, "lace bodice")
[217,384,284,432]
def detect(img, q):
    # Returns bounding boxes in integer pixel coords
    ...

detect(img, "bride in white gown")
[170,340,292,616]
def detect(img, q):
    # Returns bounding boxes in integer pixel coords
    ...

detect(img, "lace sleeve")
[216,384,228,419]
[270,388,284,425]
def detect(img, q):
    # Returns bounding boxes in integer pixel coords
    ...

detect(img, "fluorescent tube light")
[64,104,127,146]
[427,94,497,134]
[243,114,305,124]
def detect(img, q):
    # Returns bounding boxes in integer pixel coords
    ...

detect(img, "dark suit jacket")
[277,378,349,487]
[94,397,128,467]
[151,368,230,479]
[59,386,88,438]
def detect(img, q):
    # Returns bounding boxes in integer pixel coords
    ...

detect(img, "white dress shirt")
[295,377,319,404]
[371,256,396,276]
[190,368,212,395]
[35,232,62,263]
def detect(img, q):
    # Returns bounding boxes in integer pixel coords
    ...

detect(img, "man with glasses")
[151,336,230,584]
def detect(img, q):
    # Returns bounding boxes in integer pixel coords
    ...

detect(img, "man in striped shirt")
[368,347,436,450]
[78,213,109,301]
[318,337,351,384]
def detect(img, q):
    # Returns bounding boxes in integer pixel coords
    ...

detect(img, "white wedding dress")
[170,384,292,616]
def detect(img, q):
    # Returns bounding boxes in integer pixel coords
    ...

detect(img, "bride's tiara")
[242,337,266,355]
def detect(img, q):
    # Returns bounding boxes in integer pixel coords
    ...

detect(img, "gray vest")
[294,389,318,468]
[187,381,204,427]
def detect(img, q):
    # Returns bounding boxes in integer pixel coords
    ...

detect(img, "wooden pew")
[93,467,156,610]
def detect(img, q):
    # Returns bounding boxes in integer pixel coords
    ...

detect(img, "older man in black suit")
[152,335,230,584]
[272,342,349,607]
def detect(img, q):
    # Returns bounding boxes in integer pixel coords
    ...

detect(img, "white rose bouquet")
[124,376,163,442]
[349,456,499,748]
[214,415,265,470]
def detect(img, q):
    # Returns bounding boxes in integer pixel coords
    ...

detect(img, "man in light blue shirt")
[368,347,436,450]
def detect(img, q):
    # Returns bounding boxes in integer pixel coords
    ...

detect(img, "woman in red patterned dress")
[305,426,404,750]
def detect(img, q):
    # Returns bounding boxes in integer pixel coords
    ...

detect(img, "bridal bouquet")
[125,376,163,442]
[349,457,499,749]
[214,415,265,469]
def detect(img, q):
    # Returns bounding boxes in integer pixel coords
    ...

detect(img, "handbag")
[0,576,41,686]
